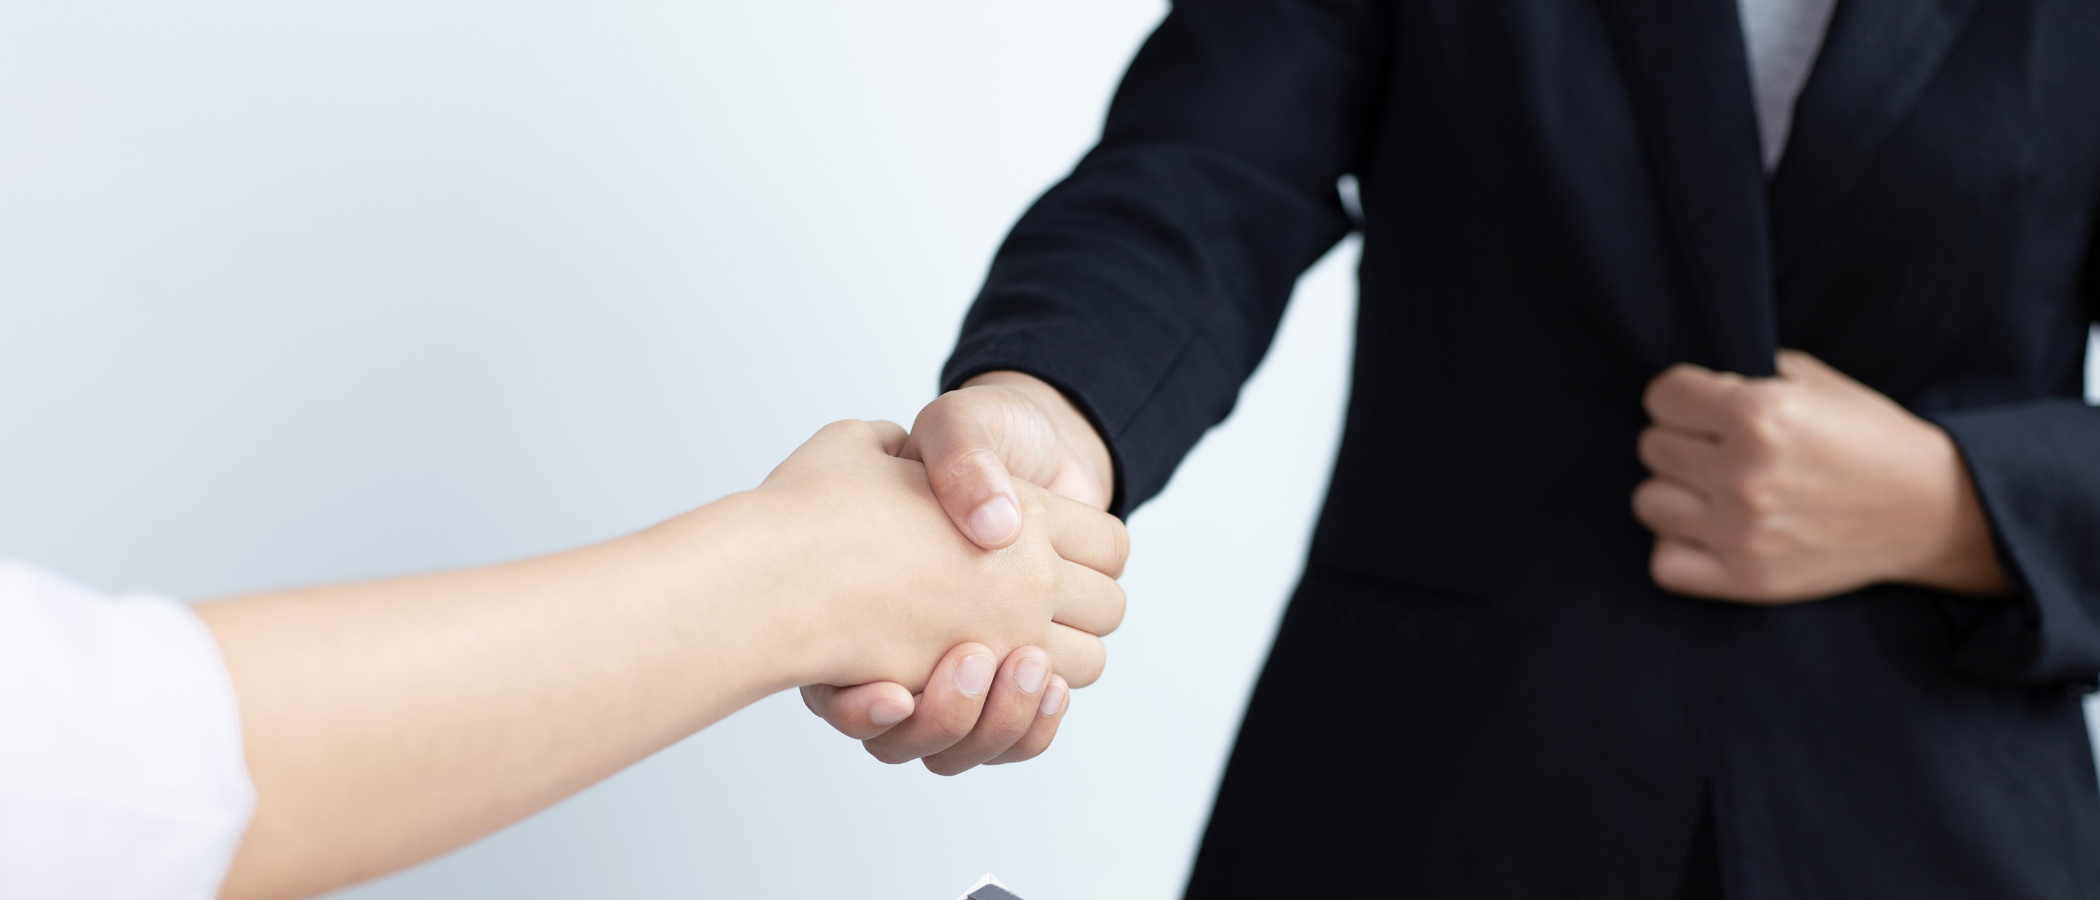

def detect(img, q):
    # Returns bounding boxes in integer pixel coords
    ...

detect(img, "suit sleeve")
[1933,232,2100,689]
[939,0,1390,516]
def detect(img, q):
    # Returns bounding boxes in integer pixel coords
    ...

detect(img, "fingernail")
[1039,679,1068,716]
[954,654,996,696]
[868,697,911,726]
[1014,656,1049,694]
[967,496,1020,545]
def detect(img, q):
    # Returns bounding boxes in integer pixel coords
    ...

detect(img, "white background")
[0,3,2092,899]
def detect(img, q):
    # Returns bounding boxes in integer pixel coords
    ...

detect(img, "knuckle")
[1727,469,1776,515]
[915,391,994,443]
[937,446,1002,482]
[930,705,981,739]
[820,419,881,449]
[1102,583,1129,633]
[983,712,1031,746]
[1023,558,1061,595]
[867,419,907,443]
[1065,650,1107,688]
[1733,390,1793,447]
[1014,485,1048,519]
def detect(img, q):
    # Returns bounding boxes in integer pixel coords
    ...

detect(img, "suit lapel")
[1593,0,1778,377]
[1768,0,1988,282]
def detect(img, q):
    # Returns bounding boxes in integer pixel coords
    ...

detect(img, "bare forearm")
[202,493,819,900]
[199,419,1130,895]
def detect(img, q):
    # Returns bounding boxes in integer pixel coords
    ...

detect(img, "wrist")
[639,490,843,692]
[1895,426,2011,597]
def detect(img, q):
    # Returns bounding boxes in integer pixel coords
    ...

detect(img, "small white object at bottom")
[952,873,1008,900]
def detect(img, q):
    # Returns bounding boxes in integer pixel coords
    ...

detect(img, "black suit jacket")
[942,0,2100,895]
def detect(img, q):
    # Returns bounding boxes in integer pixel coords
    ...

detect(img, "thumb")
[905,393,1026,549]
[801,682,917,741]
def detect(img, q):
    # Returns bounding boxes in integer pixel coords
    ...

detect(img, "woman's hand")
[1632,350,2008,604]
[797,373,1125,775]
[768,415,1117,772]
[738,419,1127,692]
[767,418,1118,774]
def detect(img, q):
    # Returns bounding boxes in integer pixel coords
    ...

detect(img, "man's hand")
[1633,350,2008,604]
[804,371,1118,774]
[800,643,1073,774]
[903,371,1116,547]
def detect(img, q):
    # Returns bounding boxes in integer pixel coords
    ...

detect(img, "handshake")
[187,370,1127,899]
[751,372,1126,774]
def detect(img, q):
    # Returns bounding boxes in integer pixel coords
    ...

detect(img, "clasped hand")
[796,373,1119,775]
[1634,350,2006,602]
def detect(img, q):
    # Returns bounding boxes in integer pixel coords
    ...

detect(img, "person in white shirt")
[0,420,1128,900]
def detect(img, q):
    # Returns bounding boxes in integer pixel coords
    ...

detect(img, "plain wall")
[0,4,2092,899]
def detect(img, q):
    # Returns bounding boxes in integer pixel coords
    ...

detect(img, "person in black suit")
[805,0,2100,895]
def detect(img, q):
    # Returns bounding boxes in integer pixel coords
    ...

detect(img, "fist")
[1632,350,2006,604]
